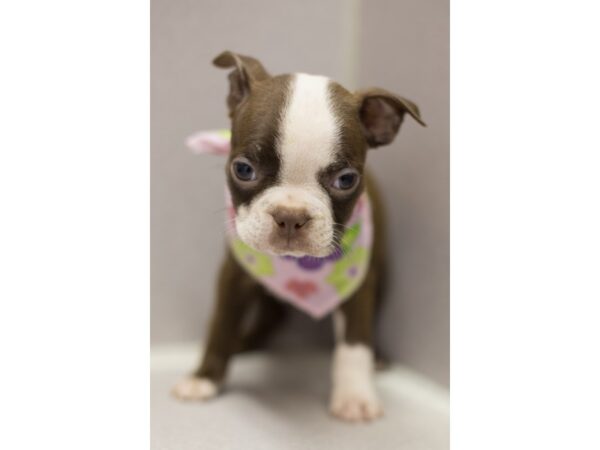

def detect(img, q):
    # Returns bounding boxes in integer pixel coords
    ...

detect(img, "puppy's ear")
[213,51,270,117]
[355,88,426,148]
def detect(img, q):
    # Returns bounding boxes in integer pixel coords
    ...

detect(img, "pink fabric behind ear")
[185,130,231,155]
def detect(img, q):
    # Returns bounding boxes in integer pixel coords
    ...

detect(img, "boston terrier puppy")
[172,51,425,422]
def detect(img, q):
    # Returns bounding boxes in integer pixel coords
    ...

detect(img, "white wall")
[359,0,450,386]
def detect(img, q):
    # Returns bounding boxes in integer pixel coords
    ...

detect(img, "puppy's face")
[228,74,366,257]
[215,52,425,257]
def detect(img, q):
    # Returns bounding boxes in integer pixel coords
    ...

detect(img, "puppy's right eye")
[232,159,256,182]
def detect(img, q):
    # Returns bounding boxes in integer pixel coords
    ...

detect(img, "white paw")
[330,343,383,422]
[330,388,383,422]
[171,376,219,401]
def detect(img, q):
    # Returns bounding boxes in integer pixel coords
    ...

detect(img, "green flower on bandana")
[326,246,369,298]
[231,239,274,277]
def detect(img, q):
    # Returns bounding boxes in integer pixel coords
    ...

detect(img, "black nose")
[270,208,311,238]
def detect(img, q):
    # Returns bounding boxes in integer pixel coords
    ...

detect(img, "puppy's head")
[214,51,425,257]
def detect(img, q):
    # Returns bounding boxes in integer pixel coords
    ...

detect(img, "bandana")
[187,129,374,319]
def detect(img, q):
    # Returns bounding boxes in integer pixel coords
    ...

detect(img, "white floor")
[151,344,449,450]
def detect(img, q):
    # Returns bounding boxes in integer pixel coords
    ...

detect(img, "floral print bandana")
[187,129,374,319]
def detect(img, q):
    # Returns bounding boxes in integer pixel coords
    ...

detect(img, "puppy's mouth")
[236,224,333,258]
[263,237,334,258]
[270,248,330,258]
[232,214,335,258]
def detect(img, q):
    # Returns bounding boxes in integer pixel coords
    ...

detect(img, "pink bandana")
[188,130,374,319]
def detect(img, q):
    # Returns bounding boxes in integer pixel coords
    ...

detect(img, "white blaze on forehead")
[234,74,339,257]
[278,73,340,185]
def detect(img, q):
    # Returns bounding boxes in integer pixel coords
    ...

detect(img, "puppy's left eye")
[332,169,360,191]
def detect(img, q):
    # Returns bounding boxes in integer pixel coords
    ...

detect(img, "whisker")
[332,222,349,231]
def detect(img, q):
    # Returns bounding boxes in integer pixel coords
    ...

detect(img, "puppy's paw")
[330,388,383,422]
[171,376,219,401]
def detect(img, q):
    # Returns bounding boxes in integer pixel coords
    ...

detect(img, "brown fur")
[189,51,424,388]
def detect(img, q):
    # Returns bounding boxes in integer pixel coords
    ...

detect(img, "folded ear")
[355,88,426,148]
[213,51,270,117]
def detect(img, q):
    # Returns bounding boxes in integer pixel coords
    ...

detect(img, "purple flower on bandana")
[287,246,344,271]
[297,256,325,270]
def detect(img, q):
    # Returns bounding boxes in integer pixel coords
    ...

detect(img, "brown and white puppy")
[172,51,425,422]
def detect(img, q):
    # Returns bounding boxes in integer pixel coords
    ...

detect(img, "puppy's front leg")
[172,253,252,401]
[330,269,383,421]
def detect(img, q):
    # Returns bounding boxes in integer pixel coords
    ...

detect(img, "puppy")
[172,51,425,422]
